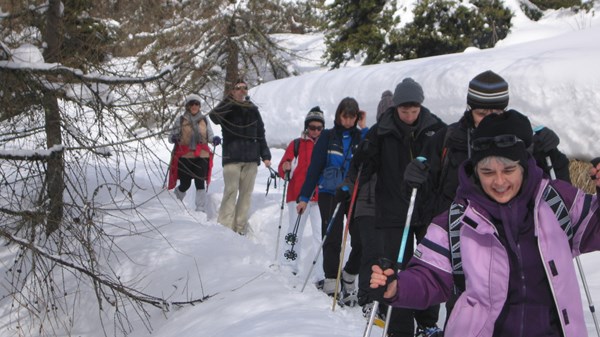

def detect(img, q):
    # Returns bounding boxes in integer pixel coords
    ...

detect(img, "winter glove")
[369,257,397,303]
[212,136,222,146]
[403,157,429,188]
[352,139,374,165]
[335,183,352,203]
[170,134,180,144]
[533,127,560,155]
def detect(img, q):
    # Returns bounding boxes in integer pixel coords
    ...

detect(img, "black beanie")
[393,78,424,106]
[467,70,509,110]
[304,106,325,130]
[471,109,532,167]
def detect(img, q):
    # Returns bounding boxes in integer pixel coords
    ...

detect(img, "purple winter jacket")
[389,157,600,337]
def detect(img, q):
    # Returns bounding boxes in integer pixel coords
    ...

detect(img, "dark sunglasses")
[471,134,524,152]
[188,101,200,106]
[234,85,248,91]
[307,125,323,131]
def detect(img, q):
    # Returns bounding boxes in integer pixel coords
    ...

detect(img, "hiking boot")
[174,187,186,201]
[362,302,374,319]
[339,270,358,306]
[339,289,358,307]
[341,270,357,293]
[322,278,338,296]
[415,325,443,337]
[195,189,206,212]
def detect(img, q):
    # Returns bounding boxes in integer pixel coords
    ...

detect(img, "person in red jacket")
[277,107,325,276]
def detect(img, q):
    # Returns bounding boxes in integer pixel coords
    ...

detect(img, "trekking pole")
[163,143,177,189]
[206,143,217,193]
[381,156,426,335]
[274,171,290,264]
[332,164,363,311]
[544,150,600,337]
[301,202,342,292]
[284,212,303,262]
[363,300,380,337]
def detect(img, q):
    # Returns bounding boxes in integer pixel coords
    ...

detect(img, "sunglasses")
[308,125,323,131]
[234,85,248,91]
[471,134,524,152]
[188,101,200,106]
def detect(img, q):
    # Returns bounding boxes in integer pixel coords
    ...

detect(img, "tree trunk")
[42,0,65,234]
[224,17,240,97]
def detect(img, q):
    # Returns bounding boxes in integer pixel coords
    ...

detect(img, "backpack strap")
[448,202,466,295]
[542,183,573,241]
[449,184,574,295]
[436,125,457,195]
[293,138,301,158]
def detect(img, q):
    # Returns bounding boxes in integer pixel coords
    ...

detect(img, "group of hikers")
[167,73,600,337]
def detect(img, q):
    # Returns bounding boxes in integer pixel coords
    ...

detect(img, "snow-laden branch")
[0,144,64,160]
[0,61,174,85]
[0,227,214,309]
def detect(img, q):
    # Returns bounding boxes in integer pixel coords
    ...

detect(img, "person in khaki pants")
[209,79,271,235]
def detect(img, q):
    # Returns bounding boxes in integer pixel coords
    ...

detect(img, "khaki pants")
[218,162,258,234]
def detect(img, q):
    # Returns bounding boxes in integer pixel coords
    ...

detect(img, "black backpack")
[293,138,301,158]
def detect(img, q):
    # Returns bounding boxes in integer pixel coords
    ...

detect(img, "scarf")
[185,111,204,151]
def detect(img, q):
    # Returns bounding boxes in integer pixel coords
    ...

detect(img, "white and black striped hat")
[467,70,509,110]
[304,106,325,129]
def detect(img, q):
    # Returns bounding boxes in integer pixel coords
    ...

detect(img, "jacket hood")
[456,156,542,220]
[377,106,439,139]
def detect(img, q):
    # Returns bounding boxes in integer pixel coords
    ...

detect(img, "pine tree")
[323,0,398,69]
[388,0,512,61]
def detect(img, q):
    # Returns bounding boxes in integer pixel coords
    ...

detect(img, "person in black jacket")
[408,70,571,330]
[352,78,446,337]
[209,79,271,235]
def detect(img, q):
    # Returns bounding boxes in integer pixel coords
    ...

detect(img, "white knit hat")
[184,93,202,106]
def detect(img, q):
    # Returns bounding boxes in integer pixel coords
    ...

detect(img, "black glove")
[404,157,429,188]
[352,139,374,165]
[533,127,560,155]
[212,136,222,146]
[170,134,180,143]
[282,170,291,181]
[369,257,397,303]
[335,183,352,203]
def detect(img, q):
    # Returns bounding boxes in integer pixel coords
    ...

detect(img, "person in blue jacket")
[296,97,368,301]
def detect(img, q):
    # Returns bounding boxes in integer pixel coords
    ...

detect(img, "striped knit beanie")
[467,70,509,110]
[304,106,325,130]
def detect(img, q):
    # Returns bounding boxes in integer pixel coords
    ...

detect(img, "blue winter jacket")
[299,122,367,201]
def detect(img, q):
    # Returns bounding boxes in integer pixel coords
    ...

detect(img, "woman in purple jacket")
[371,110,600,337]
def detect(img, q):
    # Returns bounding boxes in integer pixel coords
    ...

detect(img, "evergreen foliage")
[530,0,582,10]
[389,0,513,61]
[323,0,398,68]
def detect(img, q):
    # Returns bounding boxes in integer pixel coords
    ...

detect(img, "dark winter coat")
[390,157,600,337]
[340,154,376,219]
[209,97,271,166]
[419,110,571,225]
[360,106,446,228]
